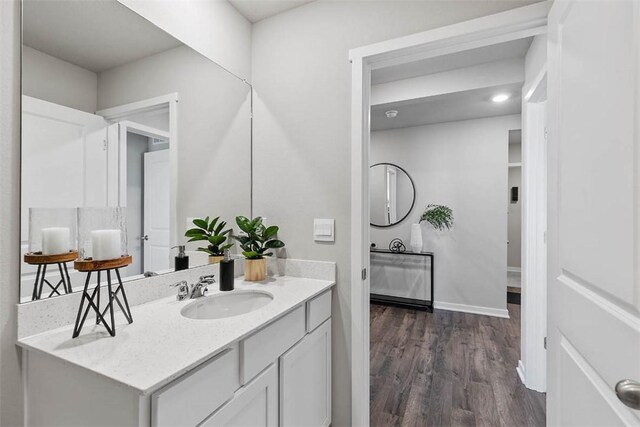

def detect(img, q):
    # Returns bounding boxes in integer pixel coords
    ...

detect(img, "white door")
[143,149,171,272]
[280,319,331,427]
[200,363,279,427]
[547,1,640,425]
[21,96,108,297]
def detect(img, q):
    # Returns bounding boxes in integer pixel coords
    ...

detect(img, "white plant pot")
[410,223,423,253]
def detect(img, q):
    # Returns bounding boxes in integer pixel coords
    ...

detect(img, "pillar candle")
[91,229,121,261]
[42,227,70,255]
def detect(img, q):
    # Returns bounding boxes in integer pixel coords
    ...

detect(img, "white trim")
[517,359,526,384]
[434,301,510,318]
[508,162,523,168]
[508,266,522,273]
[349,3,551,423]
[521,70,548,393]
[118,120,170,140]
[96,93,178,120]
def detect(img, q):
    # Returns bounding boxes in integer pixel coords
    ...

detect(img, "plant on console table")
[185,216,233,264]
[410,204,454,253]
[234,216,285,281]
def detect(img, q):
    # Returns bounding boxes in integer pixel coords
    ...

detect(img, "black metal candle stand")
[72,255,134,338]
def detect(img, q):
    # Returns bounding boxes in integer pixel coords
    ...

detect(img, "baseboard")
[433,301,510,318]
[508,267,522,273]
[517,360,526,385]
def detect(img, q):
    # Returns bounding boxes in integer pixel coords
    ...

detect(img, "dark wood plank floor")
[370,304,545,426]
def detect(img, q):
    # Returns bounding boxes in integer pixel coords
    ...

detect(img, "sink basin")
[181,290,274,320]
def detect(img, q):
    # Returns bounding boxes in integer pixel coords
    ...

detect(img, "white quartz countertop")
[17,276,334,395]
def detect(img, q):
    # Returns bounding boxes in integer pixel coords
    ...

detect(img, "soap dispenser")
[173,245,189,271]
[219,249,234,291]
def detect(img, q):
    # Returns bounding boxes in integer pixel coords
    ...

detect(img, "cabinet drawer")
[306,289,332,333]
[152,344,240,427]
[241,305,305,384]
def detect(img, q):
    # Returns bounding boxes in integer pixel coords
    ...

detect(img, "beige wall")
[251,1,540,424]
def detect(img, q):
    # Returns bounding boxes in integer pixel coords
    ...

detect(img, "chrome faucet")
[190,275,215,299]
[171,275,215,301]
[171,280,190,301]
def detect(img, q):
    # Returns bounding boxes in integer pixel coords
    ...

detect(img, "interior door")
[143,149,171,272]
[547,1,640,425]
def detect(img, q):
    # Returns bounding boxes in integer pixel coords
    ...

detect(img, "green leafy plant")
[419,204,454,230]
[185,216,233,256]
[233,216,285,259]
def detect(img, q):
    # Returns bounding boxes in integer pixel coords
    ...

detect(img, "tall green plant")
[419,204,454,230]
[185,216,233,256]
[234,216,285,260]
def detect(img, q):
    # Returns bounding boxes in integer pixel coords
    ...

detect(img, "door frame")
[348,3,550,425]
[96,93,178,253]
[519,66,548,392]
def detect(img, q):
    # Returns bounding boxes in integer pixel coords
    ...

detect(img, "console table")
[369,248,434,312]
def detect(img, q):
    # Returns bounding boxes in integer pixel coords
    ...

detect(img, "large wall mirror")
[20,0,251,303]
[369,163,415,227]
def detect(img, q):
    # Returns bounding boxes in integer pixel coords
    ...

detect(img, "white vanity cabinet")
[150,289,332,427]
[280,319,331,427]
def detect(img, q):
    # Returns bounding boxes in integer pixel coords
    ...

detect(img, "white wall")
[0,0,23,424]
[22,46,98,113]
[251,2,540,423]
[98,45,251,243]
[370,115,520,312]
[508,158,522,269]
[117,0,252,81]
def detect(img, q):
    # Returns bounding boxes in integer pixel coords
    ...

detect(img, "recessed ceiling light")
[385,110,399,118]
[492,94,510,103]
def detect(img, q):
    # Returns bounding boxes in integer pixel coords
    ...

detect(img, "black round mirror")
[369,163,415,227]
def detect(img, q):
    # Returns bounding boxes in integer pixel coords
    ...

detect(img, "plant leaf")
[208,235,226,246]
[236,216,251,233]
[192,218,208,230]
[186,236,208,243]
[265,239,285,249]
[242,250,260,259]
[185,228,208,237]
[208,216,219,232]
[263,225,278,239]
[196,247,215,256]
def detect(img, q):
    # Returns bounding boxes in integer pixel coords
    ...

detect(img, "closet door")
[279,319,331,427]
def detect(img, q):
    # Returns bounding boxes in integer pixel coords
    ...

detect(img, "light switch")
[314,219,335,242]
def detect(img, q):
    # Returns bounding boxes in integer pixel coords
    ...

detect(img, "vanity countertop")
[17,276,334,395]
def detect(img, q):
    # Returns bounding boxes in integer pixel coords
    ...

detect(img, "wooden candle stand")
[24,251,77,301]
[72,255,133,338]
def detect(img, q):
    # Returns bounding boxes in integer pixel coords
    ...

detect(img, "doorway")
[349,3,551,424]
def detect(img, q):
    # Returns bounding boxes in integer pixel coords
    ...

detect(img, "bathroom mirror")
[369,163,415,227]
[19,0,251,302]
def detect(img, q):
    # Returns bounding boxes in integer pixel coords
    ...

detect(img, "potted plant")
[185,216,233,264]
[411,204,454,252]
[233,216,285,281]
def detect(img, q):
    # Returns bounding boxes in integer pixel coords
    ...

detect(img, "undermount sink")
[181,290,274,320]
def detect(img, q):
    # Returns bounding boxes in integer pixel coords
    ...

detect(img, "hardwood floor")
[370,304,545,426]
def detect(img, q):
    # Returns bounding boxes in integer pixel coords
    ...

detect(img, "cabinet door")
[280,319,331,427]
[201,363,278,427]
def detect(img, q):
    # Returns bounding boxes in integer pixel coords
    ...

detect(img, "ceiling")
[371,83,522,132]
[372,37,533,85]
[228,0,316,23]
[23,0,183,73]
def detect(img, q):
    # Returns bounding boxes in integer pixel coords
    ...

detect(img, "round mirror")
[369,163,415,227]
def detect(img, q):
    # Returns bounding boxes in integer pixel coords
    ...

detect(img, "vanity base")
[72,268,133,338]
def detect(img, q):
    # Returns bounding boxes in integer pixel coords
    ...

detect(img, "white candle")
[41,227,70,255]
[91,229,121,261]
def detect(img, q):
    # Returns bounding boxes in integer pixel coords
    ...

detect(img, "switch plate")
[314,219,335,242]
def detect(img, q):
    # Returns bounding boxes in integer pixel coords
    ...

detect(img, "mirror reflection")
[20,0,251,302]
[369,163,415,227]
